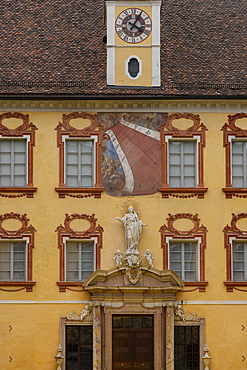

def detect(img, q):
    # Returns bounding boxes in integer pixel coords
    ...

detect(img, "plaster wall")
[0,109,246,369]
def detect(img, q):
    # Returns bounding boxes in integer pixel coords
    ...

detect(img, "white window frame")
[63,136,97,188]
[125,55,142,80]
[168,238,200,281]
[0,136,28,187]
[0,239,27,281]
[64,238,96,282]
[167,137,200,188]
[230,238,247,281]
[230,138,247,188]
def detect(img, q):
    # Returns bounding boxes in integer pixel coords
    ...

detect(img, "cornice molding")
[0,100,247,112]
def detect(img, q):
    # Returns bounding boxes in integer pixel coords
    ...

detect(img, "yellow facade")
[1,103,247,369]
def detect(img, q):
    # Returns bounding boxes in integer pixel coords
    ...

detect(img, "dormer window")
[128,58,139,78]
[126,55,142,80]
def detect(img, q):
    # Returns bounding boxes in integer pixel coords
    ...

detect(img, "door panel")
[112,315,154,370]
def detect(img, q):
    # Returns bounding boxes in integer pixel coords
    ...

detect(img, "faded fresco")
[98,113,167,196]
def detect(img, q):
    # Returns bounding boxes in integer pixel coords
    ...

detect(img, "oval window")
[128,58,139,78]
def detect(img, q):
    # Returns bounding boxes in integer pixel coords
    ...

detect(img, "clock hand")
[130,11,143,30]
[132,24,144,32]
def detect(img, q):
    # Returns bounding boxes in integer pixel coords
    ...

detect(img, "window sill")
[0,187,37,198]
[159,187,208,199]
[222,187,247,199]
[57,281,85,292]
[182,281,208,292]
[224,281,247,292]
[0,281,36,292]
[55,187,104,199]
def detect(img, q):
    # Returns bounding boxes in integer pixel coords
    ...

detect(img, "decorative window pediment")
[0,112,37,198]
[55,112,104,198]
[159,113,208,199]
[159,213,208,291]
[0,212,36,292]
[221,113,247,198]
[223,212,247,291]
[56,213,103,292]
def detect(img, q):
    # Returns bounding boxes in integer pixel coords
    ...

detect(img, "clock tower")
[106,0,161,87]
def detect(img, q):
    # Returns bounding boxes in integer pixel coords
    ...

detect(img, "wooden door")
[112,315,154,370]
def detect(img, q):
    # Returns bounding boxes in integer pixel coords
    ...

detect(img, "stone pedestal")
[166,303,174,370]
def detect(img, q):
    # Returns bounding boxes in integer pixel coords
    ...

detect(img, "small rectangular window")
[66,325,93,370]
[232,242,247,281]
[232,141,247,188]
[174,326,200,370]
[0,242,26,281]
[66,241,94,281]
[170,242,197,281]
[66,140,94,188]
[0,140,27,187]
[169,141,196,188]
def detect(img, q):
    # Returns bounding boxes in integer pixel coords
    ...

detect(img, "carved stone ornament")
[125,267,143,284]
[159,112,208,198]
[174,304,185,321]
[90,301,105,307]
[113,250,123,266]
[202,345,211,370]
[160,213,208,291]
[67,305,92,321]
[54,344,64,370]
[56,213,103,292]
[185,312,200,321]
[142,249,154,267]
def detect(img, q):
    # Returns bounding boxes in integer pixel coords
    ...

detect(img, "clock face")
[116,8,152,44]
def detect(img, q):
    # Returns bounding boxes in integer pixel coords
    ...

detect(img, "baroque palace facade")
[1,1,247,370]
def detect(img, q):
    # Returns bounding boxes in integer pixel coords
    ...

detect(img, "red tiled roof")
[0,0,246,97]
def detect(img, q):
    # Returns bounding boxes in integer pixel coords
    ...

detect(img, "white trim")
[106,2,116,85]
[125,55,142,80]
[152,2,161,86]
[119,117,160,140]
[181,300,247,305]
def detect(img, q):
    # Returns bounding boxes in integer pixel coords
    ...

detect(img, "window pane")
[0,140,26,187]
[128,58,139,78]
[169,141,196,188]
[233,242,246,281]
[0,242,26,281]
[170,242,197,281]
[66,242,94,281]
[232,142,246,187]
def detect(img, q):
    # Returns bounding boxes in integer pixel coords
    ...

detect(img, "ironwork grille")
[66,325,93,370]
[174,326,200,370]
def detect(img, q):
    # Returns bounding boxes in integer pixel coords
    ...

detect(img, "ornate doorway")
[112,315,154,370]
